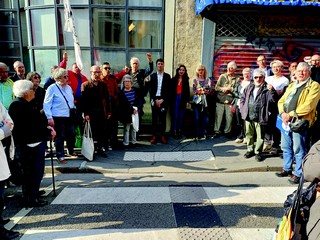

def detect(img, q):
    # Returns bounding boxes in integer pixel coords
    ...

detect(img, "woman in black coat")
[9,80,55,208]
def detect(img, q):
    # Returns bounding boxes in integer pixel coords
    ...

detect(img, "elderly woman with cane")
[9,80,56,208]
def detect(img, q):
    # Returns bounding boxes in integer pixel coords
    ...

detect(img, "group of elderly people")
[215,56,320,185]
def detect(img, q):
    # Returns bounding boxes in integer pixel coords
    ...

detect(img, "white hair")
[297,62,311,72]
[13,80,33,97]
[227,61,237,69]
[0,62,8,70]
[130,57,140,66]
[13,61,24,69]
[270,60,283,68]
[253,69,265,77]
[53,67,68,80]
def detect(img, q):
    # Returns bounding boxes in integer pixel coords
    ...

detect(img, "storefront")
[195,0,320,80]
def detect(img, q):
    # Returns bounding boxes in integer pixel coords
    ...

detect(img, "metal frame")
[24,0,164,70]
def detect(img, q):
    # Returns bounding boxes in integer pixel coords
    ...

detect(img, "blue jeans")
[280,130,307,177]
[173,94,185,133]
[193,104,208,137]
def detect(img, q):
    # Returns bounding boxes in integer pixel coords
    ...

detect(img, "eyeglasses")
[34,76,40,79]
[254,76,264,79]
[104,67,111,70]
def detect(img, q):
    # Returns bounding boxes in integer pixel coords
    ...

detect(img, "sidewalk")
[45,135,283,174]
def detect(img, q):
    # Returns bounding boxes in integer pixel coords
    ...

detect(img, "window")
[91,0,125,5]
[29,0,54,6]
[94,50,126,73]
[58,8,90,47]
[30,9,57,46]
[128,10,161,49]
[92,9,125,47]
[128,0,162,7]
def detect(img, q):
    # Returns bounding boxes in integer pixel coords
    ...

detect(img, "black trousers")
[151,104,167,136]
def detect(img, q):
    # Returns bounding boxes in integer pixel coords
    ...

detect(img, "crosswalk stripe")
[20,228,276,240]
[51,186,296,204]
[123,151,215,161]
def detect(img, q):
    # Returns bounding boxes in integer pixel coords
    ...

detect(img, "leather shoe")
[56,157,68,164]
[244,151,255,158]
[38,190,46,196]
[98,150,107,158]
[288,175,301,184]
[275,169,292,177]
[255,153,263,162]
[161,136,167,144]
[27,198,48,208]
[150,136,157,144]
[0,228,20,240]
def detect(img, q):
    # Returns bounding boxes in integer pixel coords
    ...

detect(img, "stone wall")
[174,0,203,78]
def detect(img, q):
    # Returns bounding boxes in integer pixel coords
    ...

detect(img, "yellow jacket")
[278,79,320,127]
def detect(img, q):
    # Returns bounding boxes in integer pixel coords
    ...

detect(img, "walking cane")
[49,140,56,196]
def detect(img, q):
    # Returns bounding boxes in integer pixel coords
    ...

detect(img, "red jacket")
[59,60,88,101]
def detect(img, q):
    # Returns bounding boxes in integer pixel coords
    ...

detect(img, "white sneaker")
[243,139,247,144]
[107,146,112,151]
[235,138,243,143]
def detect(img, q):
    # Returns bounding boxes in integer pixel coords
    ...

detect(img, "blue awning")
[195,0,320,15]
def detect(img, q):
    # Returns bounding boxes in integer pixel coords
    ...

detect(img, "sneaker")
[269,147,279,155]
[235,138,243,143]
[275,169,292,177]
[244,151,255,158]
[288,175,301,184]
[263,144,272,152]
[150,136,157,144]
[242,139,247,144]
[107,145,113,151]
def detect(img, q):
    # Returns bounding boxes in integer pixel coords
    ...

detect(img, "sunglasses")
[104,67,111,70]
[254,76,264,79]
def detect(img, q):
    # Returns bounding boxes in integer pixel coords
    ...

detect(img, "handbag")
[289,112,309,133]
[55,84,76,120]
[81,121,94,161]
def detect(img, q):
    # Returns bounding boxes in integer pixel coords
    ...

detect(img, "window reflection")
[29,0,53,5]
[92,9,125,47]
[128,10,161,49]
[0,43,20,57]
[0,0,18,8]
[94,50,126,73]
[0,12,18,25]
[91,0,125,5]
[58,8,90,47]
[34,50,58,81]
[128,0,162,7]
[31,9,57,46]
[0,27,19,41]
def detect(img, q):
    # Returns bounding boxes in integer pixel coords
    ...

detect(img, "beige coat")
[0,102,13,181]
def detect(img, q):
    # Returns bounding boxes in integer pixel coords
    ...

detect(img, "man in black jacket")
[240,69,277,161]
[147,58,171,144]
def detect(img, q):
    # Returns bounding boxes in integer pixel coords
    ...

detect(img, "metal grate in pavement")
[123,151,214,161]
[169,186,208,203]
[178,227,232,240]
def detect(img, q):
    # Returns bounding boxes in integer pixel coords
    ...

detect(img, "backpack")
[274,176,318,240]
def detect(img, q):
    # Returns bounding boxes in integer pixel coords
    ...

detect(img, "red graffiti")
[213,39,319,81]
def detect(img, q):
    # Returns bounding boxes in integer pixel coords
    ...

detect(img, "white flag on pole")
[64,0,84,70]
